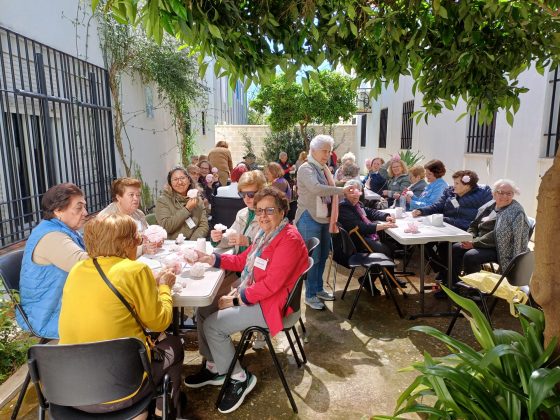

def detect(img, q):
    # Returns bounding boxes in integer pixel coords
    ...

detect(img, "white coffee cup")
[196,237,207,253]
[432,214,444,227]
[395,207,403,218]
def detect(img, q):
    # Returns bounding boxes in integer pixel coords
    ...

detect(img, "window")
[201,111,206,135]
[400,100,414,149]
[378,108,388,148]
[544,67,560,157]
[360,115,367,147]
[466,110,496,154]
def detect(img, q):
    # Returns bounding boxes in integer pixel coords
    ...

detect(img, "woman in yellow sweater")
[59,213,183,417]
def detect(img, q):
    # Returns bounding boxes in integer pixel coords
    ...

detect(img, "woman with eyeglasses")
[184,187,308,414]
[450,179,530,286]
[211,170,266,254]
[155,166,209,240]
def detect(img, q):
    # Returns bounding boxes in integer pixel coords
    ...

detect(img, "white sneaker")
[305,296,325,310]
[316,290,335,301]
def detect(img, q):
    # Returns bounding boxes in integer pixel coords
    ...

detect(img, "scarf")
[308,154,339,233]
[239,218,290,287]
[354,203,379,241]
[238,209,255,254]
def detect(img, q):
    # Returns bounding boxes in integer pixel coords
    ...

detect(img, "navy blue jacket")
[338,199,390,235]
[363,172,387,195]
[418,185,493,231]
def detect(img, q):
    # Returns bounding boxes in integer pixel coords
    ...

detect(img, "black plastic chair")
[334,225,404,319]
[210,196,246,229]
[0,249,55,420]
[28,337,171,420]
[215,257,314,414]
[299,237,320,340]
[446,250,535,336]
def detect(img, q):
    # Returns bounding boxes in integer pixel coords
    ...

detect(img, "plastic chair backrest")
[283,257,314,315]
[331,225,357,268]
[527,217,536,239]
[28,337,153,407]
[501,250,534,288]
[0,248,24,292]
[211,196,245,229]
[304,237,320,256]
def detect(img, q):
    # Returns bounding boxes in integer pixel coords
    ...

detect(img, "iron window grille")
[466,110,496,154]
[378,108,388,148]
[545,67,560,158]
[0,26,116,248]
[400,100,414,149]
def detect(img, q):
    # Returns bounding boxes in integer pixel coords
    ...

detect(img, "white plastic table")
[382,210,472,317]
[364,188,381,201]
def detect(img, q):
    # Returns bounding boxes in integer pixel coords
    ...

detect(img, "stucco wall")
[212,124,358,166]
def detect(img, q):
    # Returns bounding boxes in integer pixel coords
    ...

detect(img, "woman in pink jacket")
[184,187,308,414]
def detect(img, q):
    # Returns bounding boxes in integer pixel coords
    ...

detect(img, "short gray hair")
[309,134,334,151]
[340,152,356,164]
[344,179,362,190]
[493,178,520,195]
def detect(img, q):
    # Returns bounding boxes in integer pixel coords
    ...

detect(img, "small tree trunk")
[531,148,560,355]
[299,122,309,150]
[108,66,131,176]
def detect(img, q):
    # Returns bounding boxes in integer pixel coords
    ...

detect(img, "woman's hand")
[218,289,241,309]
[461,241,474,249]
[185,249,216,265]
[411,210,422,217]
[342,184,355,194]
[383,190,389,197]
[393,192,401,199]
[155,269,176,287]
[385,215,396,223]
[406,195,412,203]
[185,198,197,211]
[142,239,158,255]
[228,233,248,247]
[210,229,223,242]
[376,222,397,231]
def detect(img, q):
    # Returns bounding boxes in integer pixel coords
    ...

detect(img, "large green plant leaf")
[528,368,560,419]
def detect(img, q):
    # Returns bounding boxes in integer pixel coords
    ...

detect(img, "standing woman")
[264,162,292,200]
[155,166,209,240]
[295,135,352,310]
[208,140,234,186]
[17,183,88,338]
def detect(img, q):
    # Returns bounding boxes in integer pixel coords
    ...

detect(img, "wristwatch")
[233,297,240,306]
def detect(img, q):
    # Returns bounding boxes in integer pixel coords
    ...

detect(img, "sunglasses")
[238,191,257,199]
[255,207,278,216]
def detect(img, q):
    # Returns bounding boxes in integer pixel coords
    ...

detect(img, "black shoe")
[218,371,257,414]
[184,366,225,388]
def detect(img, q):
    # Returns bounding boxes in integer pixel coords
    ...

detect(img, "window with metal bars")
[466,111,496,154]
[544,67,560,158]
[378,108,388,148]
[400,100,414,149]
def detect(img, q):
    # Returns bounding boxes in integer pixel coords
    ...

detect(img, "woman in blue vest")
[17,183,88,338]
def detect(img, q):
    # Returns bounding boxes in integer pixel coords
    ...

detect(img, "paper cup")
[432,214,444,227]
[395,207,403,218]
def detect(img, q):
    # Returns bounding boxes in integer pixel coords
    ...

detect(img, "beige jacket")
[208,146,233,185]
[155,189,209,240]
[214,207,260,253]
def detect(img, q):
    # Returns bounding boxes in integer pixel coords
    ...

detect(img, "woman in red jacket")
[184,187,308,414]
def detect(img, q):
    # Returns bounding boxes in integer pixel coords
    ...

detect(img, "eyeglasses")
[171,176,189,183]
[495,190,514,197]
[238,191,257,199]
[255,207,278,216]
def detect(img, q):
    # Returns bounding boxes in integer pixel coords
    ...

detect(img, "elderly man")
[449,179,530,288]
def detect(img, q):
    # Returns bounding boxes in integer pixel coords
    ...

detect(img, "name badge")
[450,198,460,208]
[254,256,268,270]
[186,217,196,228]
[316,197,328,218]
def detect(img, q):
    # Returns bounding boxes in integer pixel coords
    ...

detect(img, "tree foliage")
[262,128,313,166]
[100,0,560,123]
[251,71,356,147]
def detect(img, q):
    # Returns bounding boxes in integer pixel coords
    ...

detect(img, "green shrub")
[262,127,314,164]
[0,298,35,384]
[384,288,560,420]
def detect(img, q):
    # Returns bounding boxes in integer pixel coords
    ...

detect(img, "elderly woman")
[208,140,234,185]
[408,159,448,210]
[296,135,353,310]
[363,157,388,195]
[155,166,209,240]
[58,214,184,416]
[278,151,293,183]
[197,160,220,204]
[265,162,292,200]
[184,187,308,414]
[382,157,411,206]
[450,179,530,285]
[334,151,356,181]
[17,183,88,338]
[295,151,307,171]
[412,170,493,284]
[216,164,248,198]
[98,177,158,256]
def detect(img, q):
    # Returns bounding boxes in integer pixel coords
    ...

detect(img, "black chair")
[287,201,297,222]
[28,337,171,420]
[299,237,320,340]
[446,250,535,336]
[334,225,404,319]
[0,249,55,420]
[210,196,246,229]
[216,257,314,414]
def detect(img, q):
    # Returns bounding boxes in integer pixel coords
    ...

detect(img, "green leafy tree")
[251,71,356,149]
[262,128,312,166]
[99,0,560,354]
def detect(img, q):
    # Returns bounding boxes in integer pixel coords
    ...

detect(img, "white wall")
[357,69,555,217]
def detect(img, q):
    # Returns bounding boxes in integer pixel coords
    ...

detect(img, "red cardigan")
[218,224,308,336]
